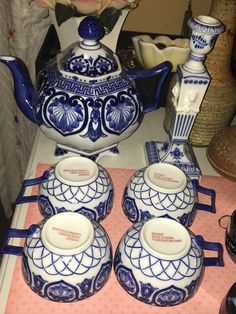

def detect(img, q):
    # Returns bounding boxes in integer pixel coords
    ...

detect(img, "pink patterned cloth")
[5,164,236,314]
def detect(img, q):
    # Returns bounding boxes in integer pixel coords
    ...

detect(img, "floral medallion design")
[63,50,118,77]
[113,219,204,306]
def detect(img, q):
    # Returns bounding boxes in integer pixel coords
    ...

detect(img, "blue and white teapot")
[0,16,171,158]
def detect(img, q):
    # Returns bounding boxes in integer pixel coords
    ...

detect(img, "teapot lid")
[58,16,120,79]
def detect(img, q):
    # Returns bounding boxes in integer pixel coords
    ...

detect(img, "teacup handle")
[125,61,172,113]
[194,235,224,267]
[192,180,216,213]
[0,225,37,256]
[16,171,50,205]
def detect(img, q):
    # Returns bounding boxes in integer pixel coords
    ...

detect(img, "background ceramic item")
[16,157,114,222]
[188,0,236,146]
[0,16,172,160]
[50,8,131,52]
[0,212,112,302]
[132,35,190,72]
[149,15,224,179]
[114,217,224,307]
[219,282,236,314]
[219,210,236,263]
[122,163,216,226]
[207,125,236,181]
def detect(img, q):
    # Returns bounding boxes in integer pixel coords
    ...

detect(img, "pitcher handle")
[192,180,216,213]
[16,171,50,205]
[0,225,37,256]
[194,235,224,267]
[125,61,172,113]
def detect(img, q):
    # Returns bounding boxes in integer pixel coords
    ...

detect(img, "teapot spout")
[0,56,36,123]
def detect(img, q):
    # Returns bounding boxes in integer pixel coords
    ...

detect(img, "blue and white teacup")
[114,217,224,307]
[122,162,216,226]
[16,156,114,222]
[0,212,112,302]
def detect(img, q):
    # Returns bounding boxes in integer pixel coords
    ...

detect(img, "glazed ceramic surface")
[16,157,114,222]
[132,35,190,72]
[0,16,171,158]
[1,212,112,302]
[114,218,224,307]
[122,163,216,226]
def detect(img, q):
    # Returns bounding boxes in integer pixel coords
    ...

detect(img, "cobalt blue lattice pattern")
[123,221,202,280]
[127,168,195,212]
[40,166,111,205]
[24,221,109,276]
[22,252,112,302]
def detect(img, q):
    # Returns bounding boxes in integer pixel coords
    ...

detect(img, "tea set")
[0,14,229,308]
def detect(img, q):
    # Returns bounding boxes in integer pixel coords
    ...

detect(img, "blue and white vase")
[122,163,216,226]
[114,217,224,307]
[16,157,114,222]
[0,212,112,302]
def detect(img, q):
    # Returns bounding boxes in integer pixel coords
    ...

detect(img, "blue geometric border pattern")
[123,221,202,280]
[38,65,131,97]
[128,168,195,211]
[22,253,112,302]
[187,17,225,35]
[24,220,109,276]
[40,166,112,205]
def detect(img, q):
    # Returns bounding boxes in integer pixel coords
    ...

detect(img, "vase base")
[55,144,119,162]
[145,140,201,180]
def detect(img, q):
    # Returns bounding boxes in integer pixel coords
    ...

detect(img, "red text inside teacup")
[152,172,181,190]
[62,168,90,182]
[52,226,81,243]
[151,232,182,243]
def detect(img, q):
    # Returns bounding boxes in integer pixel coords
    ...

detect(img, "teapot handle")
[192,179,216,213]
[125,61,172,113]
[0,225,37,256]
[194,235,224,267]
[16,171,50,205]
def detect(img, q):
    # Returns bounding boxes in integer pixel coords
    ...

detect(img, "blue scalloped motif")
[22,253,32,287]
[38,195,56,217]
[115,265,139,297]
[104,90,139,135]
[152,285,186,307]
[46,93,86,135]
[78,277,94,300]
[45,280,79,302]
[122,195,140,223]
[139,282,156,304]
[93,261,112,291]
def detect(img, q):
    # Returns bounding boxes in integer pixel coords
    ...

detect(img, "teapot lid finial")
[59,15,120,78]
[78,16,104,42]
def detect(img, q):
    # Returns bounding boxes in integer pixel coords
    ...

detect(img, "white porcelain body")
[132,35,190,72]
[38,157,114,221]
[122,163,197,226]
[123,163,216,226]
[17,157,114,222]
[114,218,223,306]
[21,213,112,302]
